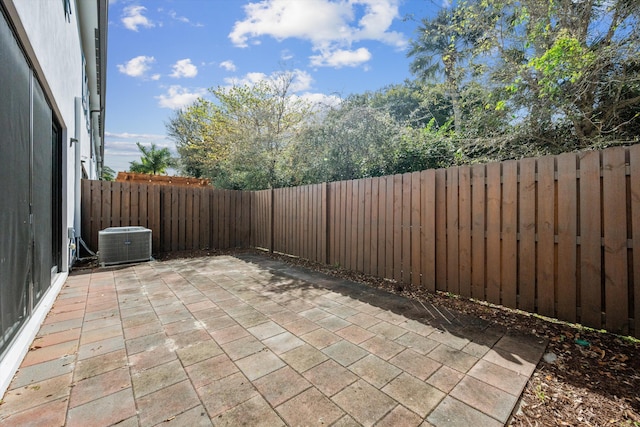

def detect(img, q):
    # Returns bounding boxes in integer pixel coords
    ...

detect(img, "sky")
[105,0,442,174]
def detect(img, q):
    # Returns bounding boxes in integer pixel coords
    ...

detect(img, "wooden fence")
[81,181,250,254]
[82,144,639,337]
[251,145,640,337]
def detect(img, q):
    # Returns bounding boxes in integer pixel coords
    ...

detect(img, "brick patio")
[0,253,547,426]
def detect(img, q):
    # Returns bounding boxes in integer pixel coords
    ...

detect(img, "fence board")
[458,167,471,298]
[161,189,170,252]
[500,161,517,308]
[177,188,189,250]
[602,147,628,334]
[292,187,297,255]
[421,170,436,292]
[557,153,577,322]
[111,182,121,227]
[363,178,372,275]
[312,185,318,261]
[435,169,447,291]
[385,176,394,278]
[519,158,536,312]
[369,179,378,276]
[171,188,180,252]
[447,168,459,294]
[377,177,387,278]
[312,186,317,260]
[358,179,366,272]
[345,181,354,270]
[471,165,485,300]
[136,184,145,228]
[276,190,282,252]
[486,163,501,305]
[321,183,327,264]
[537,156,556,317]
[393,174,403,282]
[300,186,306,258]
[340,181,348,267]
[579,151,602,329]
[212,190,220,249]
[631,144,640,337]
[185,188,193,250]
[151,185,160,251]
[193,190,201,249]
[328,184,336,264]
[121,182,130,226]
[402,173,412,285]
[410,172,421,289]
[283,188,289,253]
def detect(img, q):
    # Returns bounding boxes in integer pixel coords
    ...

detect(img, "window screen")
[0,8,32,354]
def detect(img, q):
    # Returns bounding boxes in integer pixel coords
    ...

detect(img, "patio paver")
[0,253,547,426]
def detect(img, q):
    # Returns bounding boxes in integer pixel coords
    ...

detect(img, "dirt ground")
[78,249,640,426]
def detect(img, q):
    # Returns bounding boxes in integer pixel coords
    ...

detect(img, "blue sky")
[105,0,441,173]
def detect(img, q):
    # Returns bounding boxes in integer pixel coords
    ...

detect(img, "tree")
[166,98,227,178]
[390,120,456,174]
[352,81,453,129]
[167,71,313,190]
[478,0,640,144]
[289,99,402,183]
[101,165,115,181]
[129,142,173,175]
[408,4,482,133]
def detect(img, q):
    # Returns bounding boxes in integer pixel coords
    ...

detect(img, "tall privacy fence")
[82,144,640,337]
[81,181,251,253]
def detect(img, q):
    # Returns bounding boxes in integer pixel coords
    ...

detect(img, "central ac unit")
[98,226,152,266]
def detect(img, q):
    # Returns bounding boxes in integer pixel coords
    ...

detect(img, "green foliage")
[166,98,225,178]
[129,142,173,175]
[101,165,115,181]
[529,32,596,99]
[166,71,313,190]
[389,119,456,174]
[289,101,400,184]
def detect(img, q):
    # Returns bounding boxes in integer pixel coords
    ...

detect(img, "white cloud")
[117,55,155,78]
[156,85,206,109]
[294,92,342,109]
[310,47,372,68]
[105,131,167,140]
[281,49,294,61]
[122,5,154,31]
[151,73,161,81]
[229,0,406,68]
[223,69,313,93]
[169,10,189,23]
[219,60,237,72]
[223,72,268,87]
[168,10,204,27]
[288,69,313,92]
[170,59,198,78]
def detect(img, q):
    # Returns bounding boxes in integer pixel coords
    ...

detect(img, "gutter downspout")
[73,97,82,264]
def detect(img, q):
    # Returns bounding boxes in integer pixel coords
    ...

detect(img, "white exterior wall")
[0,0,103,398]
[6,0,94,271]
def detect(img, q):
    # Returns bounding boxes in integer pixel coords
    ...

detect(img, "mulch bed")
[80,249,640,426]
